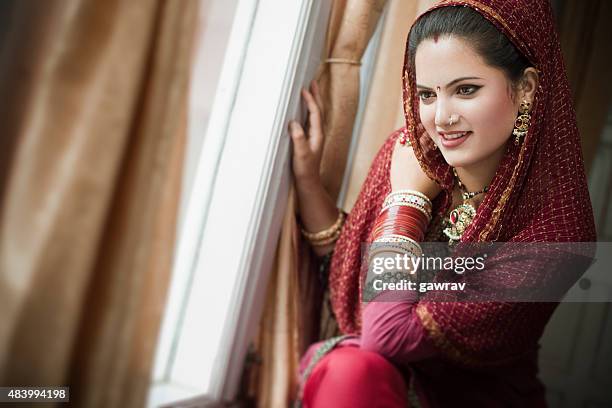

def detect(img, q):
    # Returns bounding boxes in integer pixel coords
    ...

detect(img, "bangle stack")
[369,190,432,259]
[363,190,433,302]
[300,210,346,247]
[380,189,432,222]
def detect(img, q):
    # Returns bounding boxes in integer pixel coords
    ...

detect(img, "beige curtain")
[249,1,387,407]
[343,0,434,211]
[0,1,198,407]
[317,0,388,200]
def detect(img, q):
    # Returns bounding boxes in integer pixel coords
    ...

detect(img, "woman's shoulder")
[370,126,406,166]
[344,127,406,219]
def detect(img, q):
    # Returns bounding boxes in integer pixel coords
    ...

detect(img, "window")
[147,0,333,405]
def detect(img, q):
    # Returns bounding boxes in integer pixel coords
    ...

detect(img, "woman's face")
[415,36,519,168]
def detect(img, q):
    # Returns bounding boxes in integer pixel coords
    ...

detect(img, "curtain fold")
[317,0,388,201]
[0,1,198,407]
[249,186,320,406]
[250,1,387,406]
[342,0,427,211]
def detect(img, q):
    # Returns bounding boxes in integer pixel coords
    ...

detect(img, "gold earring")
[513,100,531,145]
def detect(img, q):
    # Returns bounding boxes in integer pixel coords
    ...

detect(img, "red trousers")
[301,345,409,407]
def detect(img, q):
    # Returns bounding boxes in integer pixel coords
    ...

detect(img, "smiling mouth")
[441,131,471,140]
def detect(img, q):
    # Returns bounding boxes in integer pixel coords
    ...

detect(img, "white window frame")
[147,0,332,406]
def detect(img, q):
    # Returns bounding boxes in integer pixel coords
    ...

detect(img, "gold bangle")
[309,229,342,246]
[324,58,361,66]
[379,202,432,222]
[301,210,346,241]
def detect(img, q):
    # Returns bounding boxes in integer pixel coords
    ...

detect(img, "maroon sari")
[319,0,597,406]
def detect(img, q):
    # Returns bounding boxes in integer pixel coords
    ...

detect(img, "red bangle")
[372,218,425,240]
[370,205,429,242]
[383,206,429,229]
[373,206,428,230]
[372,226,420,241]
[372,210,427,234]
[372,208,428,235]
[372,225,424,242]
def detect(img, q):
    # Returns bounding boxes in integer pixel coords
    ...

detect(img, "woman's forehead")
[414,37,500,86]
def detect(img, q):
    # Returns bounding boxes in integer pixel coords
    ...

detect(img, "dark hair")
[408,6,531,97]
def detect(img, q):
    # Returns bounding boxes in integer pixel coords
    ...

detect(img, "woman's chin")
[439,151,475,168]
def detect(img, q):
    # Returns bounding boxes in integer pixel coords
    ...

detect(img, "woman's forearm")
[295,177,339,257]
[360,298,437,365]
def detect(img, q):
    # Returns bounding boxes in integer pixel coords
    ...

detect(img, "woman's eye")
[457,85,478,95]
[418,91,434,101]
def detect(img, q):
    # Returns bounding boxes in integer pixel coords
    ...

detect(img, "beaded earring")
[513,100,532,145]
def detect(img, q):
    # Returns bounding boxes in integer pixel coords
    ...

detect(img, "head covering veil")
[328,0,597,366]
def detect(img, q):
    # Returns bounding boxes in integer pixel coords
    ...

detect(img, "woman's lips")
[439,131,472,148]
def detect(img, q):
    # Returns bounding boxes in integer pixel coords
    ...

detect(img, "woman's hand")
[390,137,442,200]
[288,80,325,186]
[288,80,339,257]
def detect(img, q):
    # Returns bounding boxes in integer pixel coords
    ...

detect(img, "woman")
[288,1,596,407]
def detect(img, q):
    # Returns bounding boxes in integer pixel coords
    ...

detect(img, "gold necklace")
[443,168,489,245]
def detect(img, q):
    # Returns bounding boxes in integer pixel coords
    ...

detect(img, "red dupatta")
[328,0,596,366]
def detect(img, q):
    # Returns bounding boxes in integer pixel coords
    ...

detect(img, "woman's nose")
[434,98,452,128]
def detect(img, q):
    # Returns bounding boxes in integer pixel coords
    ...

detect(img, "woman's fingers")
[311,80,324,118]
[288,82,327,181]
[301,87,324,153]
[390,137,442,199]
[301,87,321,128]
[289,121,310,158]
[310,81,326,152]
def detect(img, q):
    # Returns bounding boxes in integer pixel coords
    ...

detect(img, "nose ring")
[448,114,459,126]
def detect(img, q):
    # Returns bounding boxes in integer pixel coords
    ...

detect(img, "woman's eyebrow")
[416,76,483,90]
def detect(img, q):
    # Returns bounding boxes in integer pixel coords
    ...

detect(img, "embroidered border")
[415,303,480,365]
[416,303,531,367]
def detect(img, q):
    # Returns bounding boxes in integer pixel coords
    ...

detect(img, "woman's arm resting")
[360,296,437,366]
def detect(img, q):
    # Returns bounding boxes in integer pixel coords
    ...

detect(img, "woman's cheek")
[484,91,515,123]
[479,101,515,145]
[419,106,436,139]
